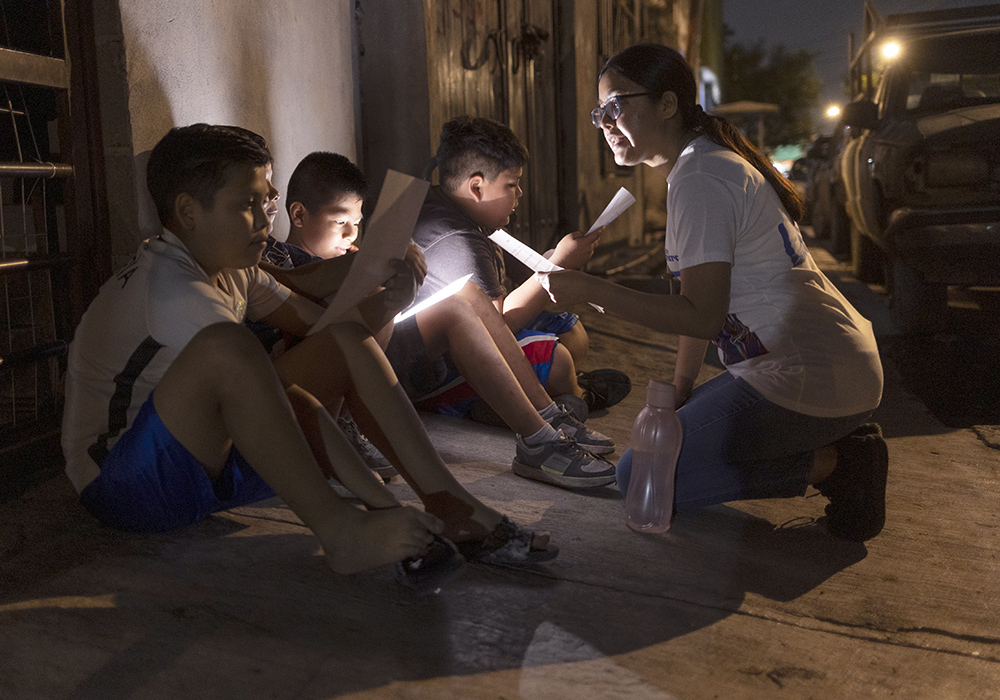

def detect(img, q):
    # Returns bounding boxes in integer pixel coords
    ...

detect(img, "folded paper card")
[310,170,430,334]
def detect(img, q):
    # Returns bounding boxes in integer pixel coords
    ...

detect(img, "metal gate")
[0,0,106,496]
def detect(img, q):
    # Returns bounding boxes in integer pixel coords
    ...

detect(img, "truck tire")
[830,200,851,256]
[889,258,947,335]
[851,222,884,284]
[812,183,831,240]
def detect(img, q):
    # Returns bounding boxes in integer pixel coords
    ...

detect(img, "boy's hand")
[548,227,603,270]
[384,244,426,309]
[403,243,427,286]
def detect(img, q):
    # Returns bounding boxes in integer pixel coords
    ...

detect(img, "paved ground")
[1,239,998,699]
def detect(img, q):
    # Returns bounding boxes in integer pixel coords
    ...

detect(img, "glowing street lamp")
[826,105,841,119]
[881,40,902,60]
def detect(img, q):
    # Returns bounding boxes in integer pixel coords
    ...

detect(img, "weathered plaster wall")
[96,0,357,266]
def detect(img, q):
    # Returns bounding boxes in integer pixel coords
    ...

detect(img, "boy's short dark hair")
[146,123,272,227]
[436,116,528,191]
[285,151,367,216]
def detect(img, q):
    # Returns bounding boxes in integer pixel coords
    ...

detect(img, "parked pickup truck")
[838,2,1000,333]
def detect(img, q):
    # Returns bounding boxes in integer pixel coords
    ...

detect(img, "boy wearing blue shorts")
[61,124,556,575]
[414,116,632,416]
[261,152,617,490]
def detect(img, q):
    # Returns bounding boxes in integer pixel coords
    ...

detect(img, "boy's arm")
[258,291,325,338]
[259,251,425,338]
[495,228,602,333]
[259,254,355,303]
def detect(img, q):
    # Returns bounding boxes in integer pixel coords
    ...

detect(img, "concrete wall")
[94,0,357,267]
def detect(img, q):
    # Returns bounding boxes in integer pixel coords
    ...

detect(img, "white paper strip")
[309,170,430,334]
[587,187,635,233]
[394,273,473,324]
[490,229,604,313]
[489,230,562,272]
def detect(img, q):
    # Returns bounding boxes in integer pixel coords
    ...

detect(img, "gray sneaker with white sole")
[547,409,614,455]
[513,431,616,489]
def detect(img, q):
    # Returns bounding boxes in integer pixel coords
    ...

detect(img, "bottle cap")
[646,379,675,408]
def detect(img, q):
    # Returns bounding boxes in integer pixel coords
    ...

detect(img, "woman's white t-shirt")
[666,137,882,418]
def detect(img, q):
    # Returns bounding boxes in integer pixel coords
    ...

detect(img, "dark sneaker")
[577,369,631,412]
[547,408,614,455]
[338,416,397,480]
[552,393,588,423]
[512,431,616,489]
[468,398,509,429]
[395,534,467,595]
[817,423,888,542]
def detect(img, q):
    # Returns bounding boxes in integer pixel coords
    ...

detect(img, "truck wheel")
[830,201,851,255]
[851,222,884,284]
[889,259,947,335]
[812,186,831,240]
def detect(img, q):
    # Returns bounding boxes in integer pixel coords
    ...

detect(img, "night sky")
[722,0,992,132]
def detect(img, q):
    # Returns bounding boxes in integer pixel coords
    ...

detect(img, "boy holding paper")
[413,116,631,415]
[264,152,617,489]
[62,124,557,576]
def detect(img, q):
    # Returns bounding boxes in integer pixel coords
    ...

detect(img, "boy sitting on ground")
[413,115,631,415]
[61,124,555,580]
[261,151,617,490]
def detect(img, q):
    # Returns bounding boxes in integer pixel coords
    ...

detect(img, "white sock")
[538,401,561,421]
[523,422,559,446]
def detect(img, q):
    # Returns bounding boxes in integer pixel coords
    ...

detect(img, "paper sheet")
[587,187,635,233]
[309,170,430,334]
[394,274,473,324]
[489,230,562,273]
[489,230,604,313]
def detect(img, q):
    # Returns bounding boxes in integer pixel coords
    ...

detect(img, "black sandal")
[456,516,559,566]
[394,534,467,595]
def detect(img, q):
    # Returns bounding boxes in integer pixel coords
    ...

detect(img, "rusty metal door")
[424,0,561,251]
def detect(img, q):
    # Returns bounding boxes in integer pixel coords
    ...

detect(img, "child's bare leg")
[542,343,583,399]
[457,283,582,401]
[152,322,440,573]
[415,298,547,436]
[275,322,509,542]
[557,322,589,365]
[284,385,397,509]
[456,283,561,410]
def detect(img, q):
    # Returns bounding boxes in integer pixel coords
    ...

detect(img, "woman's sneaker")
[817,423,888,542]
[546,409,614,455]
[513,431,617,489]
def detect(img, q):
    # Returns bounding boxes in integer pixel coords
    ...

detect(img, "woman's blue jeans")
[616,372,873,512]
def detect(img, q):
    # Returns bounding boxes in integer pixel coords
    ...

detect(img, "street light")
[881,40,902,60]
[826,105,841,119]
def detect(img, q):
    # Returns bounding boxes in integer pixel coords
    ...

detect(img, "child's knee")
[439,294,478,324]
[185,323,267,370]
[558,322,589,359]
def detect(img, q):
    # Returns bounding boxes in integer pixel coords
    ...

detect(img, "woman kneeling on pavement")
[544,43,888,541]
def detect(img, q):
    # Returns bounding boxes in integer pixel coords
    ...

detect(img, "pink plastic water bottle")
[626,379,682,533]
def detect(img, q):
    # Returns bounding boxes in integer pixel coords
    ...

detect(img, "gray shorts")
[383,317,458,401]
